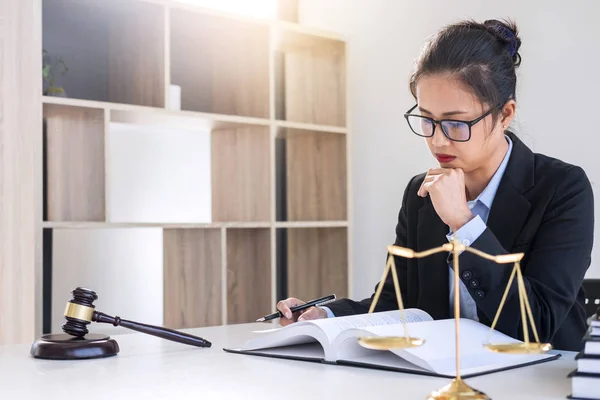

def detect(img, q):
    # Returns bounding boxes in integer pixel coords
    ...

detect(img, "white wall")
[299,0,599,299]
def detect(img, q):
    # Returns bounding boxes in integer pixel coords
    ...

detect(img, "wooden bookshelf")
[170,8,270,118]
[42,0,165,107]
[35,0,351,335]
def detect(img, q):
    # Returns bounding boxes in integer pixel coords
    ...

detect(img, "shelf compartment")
[170,8,270,118]
[50,227,164,336]
[43,103,105,221]
[42,0,165,107]
[226,228,271,324]
[212,127,271,222]
[275,28,346,126]
[163,228,222,329]
[278,227,348,301]
[276,128,347,221]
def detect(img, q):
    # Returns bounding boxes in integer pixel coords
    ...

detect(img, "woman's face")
[414,74,512,174]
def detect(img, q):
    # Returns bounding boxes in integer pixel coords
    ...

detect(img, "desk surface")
[0,322,576,399]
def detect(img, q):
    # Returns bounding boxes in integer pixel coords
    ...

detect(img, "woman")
[277,18,594,352]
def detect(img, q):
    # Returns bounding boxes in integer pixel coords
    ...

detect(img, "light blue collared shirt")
[321,135,513,320]
[447,135,513,321]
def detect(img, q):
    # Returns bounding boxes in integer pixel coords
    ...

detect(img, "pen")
[256,294,336,322]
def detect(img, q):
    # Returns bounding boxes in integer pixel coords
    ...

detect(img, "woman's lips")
[435,154,456,163]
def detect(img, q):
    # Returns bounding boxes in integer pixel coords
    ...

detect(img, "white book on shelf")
[107,122,212,224]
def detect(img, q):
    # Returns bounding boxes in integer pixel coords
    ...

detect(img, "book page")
[238,309,432,361]
[308,309,433,345]
[240,324,327,352]
[336,318,555,375]
[245,342,326,361]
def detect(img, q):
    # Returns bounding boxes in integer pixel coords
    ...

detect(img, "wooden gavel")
[62,287,212,348]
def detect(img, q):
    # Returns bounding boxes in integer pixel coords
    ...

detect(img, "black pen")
[256,294,336,322]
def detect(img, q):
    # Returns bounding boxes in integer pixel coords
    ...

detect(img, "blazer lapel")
[486,132,534,251]
[417,199,450,319]
[486,180,531,251]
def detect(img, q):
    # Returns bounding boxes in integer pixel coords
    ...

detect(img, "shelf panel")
[42,96,271,130]
[108,1,165,107]
[42,222,272,229]
[44,103,105,221]
[277,129,347,221]
[275,28,346,127]
[275,120,347,134]
[163,228,222,329]
[276,221,347,228]
[41,221,348,229]
[281,227,348,301]
[212,127,271,222]
[275,21,346,42]
[42,0,165,107]
[170,7,270,118]
[226,228,271,324]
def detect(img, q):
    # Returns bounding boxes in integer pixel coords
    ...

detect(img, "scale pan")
[484,342,552,354]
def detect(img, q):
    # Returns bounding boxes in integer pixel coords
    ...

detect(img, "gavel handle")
[92,311,212,348]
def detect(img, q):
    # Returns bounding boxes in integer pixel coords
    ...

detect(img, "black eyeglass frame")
[403,104,501,142]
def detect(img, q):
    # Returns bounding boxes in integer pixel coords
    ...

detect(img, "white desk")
[0,322,576,399]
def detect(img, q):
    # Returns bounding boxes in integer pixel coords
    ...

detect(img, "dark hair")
[409,18,522,124]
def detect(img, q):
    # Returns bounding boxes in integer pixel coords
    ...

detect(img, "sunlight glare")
[173,0,278,19]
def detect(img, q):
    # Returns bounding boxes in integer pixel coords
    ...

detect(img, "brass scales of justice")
[357,238,552,400]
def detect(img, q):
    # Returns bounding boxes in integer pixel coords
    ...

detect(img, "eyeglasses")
[404,104,499,142]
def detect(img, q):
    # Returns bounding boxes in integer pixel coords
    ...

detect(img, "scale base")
[30,333,120,360]
[427,378,489,400]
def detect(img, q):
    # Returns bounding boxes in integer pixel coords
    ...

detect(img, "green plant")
[42,49,68,96]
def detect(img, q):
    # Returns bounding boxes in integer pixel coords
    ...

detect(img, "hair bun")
[484,19,522,66]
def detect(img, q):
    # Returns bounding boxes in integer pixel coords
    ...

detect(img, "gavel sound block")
[30,287,211,360]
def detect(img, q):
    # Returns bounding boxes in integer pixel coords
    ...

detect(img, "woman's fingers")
[418,173,442,197]
[277,297,306,324]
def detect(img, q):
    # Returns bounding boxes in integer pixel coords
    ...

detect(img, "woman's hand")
[418,168,474,232]
[276,297,327,326]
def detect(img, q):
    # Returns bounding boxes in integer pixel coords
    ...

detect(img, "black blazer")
[327,132,595,351]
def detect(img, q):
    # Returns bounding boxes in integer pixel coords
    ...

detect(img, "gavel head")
[62,287,98,337]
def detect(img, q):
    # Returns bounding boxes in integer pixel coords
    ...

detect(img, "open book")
[224,309,560,378]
